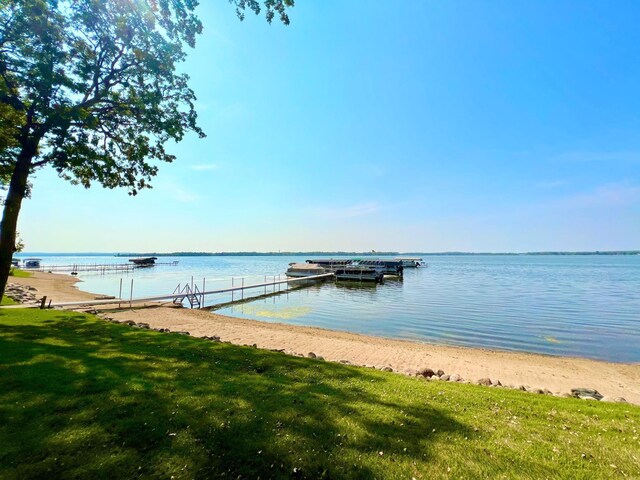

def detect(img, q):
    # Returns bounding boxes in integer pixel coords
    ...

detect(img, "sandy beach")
[9,271,103,303]
[8,271,640,404]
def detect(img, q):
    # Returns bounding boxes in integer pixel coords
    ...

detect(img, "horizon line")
[16,250,640,256]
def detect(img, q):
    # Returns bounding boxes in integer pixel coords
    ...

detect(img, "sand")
[9,271,102,302]
[9,271,640,404]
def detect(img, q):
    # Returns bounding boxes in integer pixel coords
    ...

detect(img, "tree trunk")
[0,139,36,299]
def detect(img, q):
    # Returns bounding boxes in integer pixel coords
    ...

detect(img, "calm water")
[18,254,640,362]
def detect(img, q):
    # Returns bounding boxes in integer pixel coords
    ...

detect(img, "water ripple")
[38,253,640,362]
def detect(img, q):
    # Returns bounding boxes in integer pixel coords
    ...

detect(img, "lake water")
[17,254,640,362]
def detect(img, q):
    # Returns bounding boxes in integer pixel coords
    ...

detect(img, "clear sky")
[20,0,640,253]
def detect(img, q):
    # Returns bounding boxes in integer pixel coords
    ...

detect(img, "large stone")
[449,374,461,382]
[571,388,603,401]
[440,374,450,381]
[477,378,492,386]
[417,368,436,378]
[307,352,317,358]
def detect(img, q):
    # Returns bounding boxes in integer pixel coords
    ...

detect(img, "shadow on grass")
[0,311,478,478]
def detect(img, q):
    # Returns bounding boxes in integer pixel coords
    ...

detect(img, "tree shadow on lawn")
[0,312,532,478]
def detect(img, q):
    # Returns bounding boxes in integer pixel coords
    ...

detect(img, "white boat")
[286,263,327,278]
[394,257,424,267]
[24,258,42,269]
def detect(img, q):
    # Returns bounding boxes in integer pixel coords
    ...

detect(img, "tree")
[0,0,293,298]
[13,231,22,252]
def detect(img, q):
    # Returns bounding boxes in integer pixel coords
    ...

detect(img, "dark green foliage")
[233,0,295,25]
[0,0,293,298]
[1,0,206,193]
[1,310,638,479]
[0,0,293,193]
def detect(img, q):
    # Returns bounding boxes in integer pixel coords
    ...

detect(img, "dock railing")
[40,273,335,309]
[24,261,179,275]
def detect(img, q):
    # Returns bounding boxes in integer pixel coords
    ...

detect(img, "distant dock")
[27,260,179,275]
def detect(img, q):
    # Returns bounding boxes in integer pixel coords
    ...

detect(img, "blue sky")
[21,0,640,252]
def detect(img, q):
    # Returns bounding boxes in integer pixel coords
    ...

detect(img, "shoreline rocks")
[4,283,38,304]
[571,388,604,401]
[94,314,629,405]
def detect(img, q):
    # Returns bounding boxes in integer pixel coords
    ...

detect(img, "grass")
[0,296,17,306]
[1,309,638,479]
[3,269,31,304]
[9,268,32,278]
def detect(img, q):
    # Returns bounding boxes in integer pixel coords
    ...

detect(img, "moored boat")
[306,258,404,276]
[352,259,404,276]
[394,257,424,267]
[306,259,351,269]
[286,263,328,278]
[23,258,42,269]
[128,256,158,267]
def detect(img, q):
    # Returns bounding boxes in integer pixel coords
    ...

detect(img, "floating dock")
[306,258,404,276]
[333,266,384,283]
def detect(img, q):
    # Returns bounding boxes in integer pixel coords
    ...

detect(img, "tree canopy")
[0,0,293,298]
[1,0,207,194]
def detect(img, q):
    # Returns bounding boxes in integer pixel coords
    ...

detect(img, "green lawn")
[1,309,638,479]
[0,296,17,306]
[9,268,32,278]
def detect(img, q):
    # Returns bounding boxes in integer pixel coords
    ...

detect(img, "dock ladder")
[172,283,202,309]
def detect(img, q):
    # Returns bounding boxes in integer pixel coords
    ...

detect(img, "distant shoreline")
[16,250,640,257]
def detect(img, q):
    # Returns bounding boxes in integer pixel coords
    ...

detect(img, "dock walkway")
[29,261,179,275]
[37,272,335,309]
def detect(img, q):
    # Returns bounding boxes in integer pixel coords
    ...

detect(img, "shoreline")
[8,271,104,303]
[9,271,640,404]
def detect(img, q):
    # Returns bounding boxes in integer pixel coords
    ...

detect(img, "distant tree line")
[105,251,640,257]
